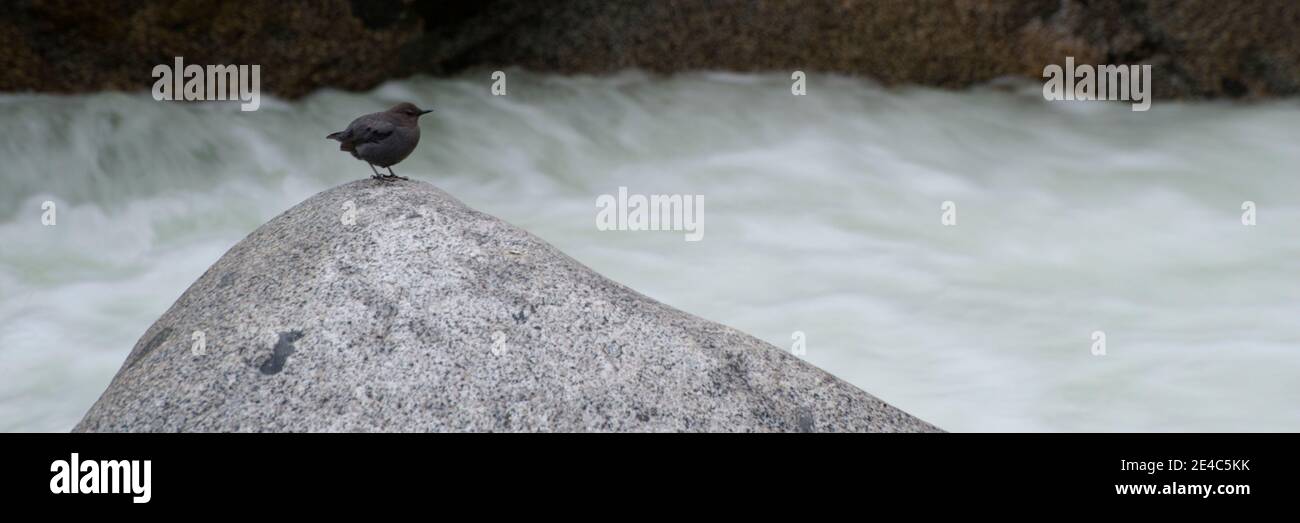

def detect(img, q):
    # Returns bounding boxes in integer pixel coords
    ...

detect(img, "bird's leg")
[368,163,382,179]
[386,166,409,180]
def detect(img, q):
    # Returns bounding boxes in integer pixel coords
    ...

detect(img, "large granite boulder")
[75,179,939,432]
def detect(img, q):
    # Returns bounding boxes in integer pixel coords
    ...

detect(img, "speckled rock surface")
[75,179,940,432]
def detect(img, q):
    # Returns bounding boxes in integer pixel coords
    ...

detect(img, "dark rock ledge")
[2,1,1296,100]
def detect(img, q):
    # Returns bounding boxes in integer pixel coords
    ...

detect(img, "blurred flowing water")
[1,71,1298,432]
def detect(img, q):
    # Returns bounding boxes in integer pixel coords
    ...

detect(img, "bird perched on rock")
[327,102,431,180]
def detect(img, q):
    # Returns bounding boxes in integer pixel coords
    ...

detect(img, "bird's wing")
[345,116,396,144]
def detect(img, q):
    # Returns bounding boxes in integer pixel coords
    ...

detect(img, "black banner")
[1,433,1292,512]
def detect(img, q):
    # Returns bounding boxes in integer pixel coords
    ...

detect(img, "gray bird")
[327,102,432,179]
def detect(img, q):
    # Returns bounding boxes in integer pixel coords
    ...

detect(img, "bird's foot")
[381,174,409,181]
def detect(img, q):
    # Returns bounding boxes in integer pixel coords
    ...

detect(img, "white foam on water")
[1,71,1297,431]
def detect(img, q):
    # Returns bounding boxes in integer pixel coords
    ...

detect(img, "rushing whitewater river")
[2,71,1298,432]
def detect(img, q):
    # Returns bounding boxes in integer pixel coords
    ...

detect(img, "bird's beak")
[420,109,433,115]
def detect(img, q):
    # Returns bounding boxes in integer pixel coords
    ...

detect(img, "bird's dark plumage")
[327,102,431,179]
